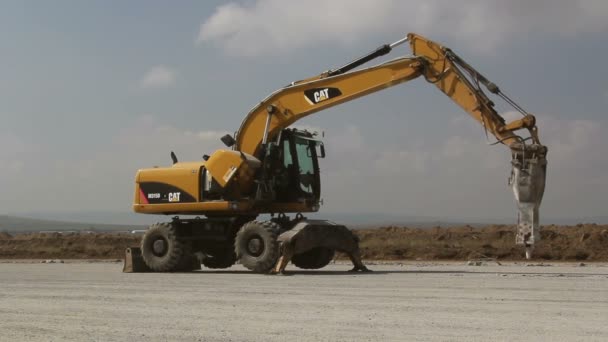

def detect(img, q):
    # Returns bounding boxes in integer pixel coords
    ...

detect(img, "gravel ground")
[0,261,607,341]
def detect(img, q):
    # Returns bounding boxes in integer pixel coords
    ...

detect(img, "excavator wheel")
[202,246,237,269]
[140,222,188,272]
[291,247,335,270]
[235,220,279,273]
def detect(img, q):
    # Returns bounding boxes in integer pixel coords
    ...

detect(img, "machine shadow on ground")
[161,268,606,278]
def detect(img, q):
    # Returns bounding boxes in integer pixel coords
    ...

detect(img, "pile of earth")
[0,232,139,259]
[355,224,608,261]
[1,224,607,261]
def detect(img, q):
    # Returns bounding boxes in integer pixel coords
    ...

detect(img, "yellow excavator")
[130,33,547,272]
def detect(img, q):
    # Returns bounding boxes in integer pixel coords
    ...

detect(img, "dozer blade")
[123,247,151,273]
[510,145,547,259]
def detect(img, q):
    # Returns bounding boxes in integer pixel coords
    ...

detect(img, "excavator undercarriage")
[125,32,548,273]
[124,214,361,273]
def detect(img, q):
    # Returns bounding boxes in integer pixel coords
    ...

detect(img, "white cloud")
[501,111,523,123]
[319,122,512,216]
[0,160,24,175]
[290,124,324,136]
[328,124,363,152]
[540,117,601,165]
[373,149,429,174]
[140,65,177,89]
[441,136,473,159]
[0,132,31,158]
[317,115,608,219]
[2,113,607,219]
[0,132,35,177]
[194,131,226,141]
[111,115,228,162]
[198,0,608,56]
[0,115,228,212]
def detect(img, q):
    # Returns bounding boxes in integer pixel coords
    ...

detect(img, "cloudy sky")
[1,0,607,223]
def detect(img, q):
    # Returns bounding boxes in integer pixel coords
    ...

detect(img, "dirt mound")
[354,224,608,261]
[1,224,607,261]
[0,232,139,259]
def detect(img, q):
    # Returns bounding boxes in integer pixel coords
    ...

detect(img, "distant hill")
[1,212,496,233]
[303,212,507,228]
[2,211,605,234]
[8,211,501,228]
[0,215,144,234]
[10,211,164,226]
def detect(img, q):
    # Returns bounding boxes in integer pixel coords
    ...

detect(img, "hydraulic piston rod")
[327,37,409,76]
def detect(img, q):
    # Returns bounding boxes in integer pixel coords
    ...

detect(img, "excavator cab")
[259,128,323,206]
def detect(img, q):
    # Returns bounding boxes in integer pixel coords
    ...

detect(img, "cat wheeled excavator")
[127,33,547,273]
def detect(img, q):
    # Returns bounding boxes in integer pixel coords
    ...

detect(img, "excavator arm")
[234,56,424,155]
[230,33,547,258]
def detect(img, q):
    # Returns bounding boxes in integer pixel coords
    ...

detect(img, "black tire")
[202,247,237,269]
[235,220,279,273]
[140,222,187,272]
[292,247,335,269]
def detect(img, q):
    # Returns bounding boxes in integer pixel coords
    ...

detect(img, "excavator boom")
[235,57,423,155]
[233,33,547,257]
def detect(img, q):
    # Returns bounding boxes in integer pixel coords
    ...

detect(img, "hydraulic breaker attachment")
[510,144,547,259]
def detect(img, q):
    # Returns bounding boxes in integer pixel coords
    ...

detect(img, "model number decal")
[139,182,196,204]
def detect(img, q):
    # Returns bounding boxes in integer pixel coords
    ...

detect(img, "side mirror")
[308,143,325,158]
[317,143,326,158]
[221,134,236,147]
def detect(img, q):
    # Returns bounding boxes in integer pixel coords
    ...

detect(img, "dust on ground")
[1,224,607,261]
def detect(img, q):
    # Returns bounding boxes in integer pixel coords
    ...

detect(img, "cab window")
[294,137,315,194]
